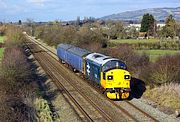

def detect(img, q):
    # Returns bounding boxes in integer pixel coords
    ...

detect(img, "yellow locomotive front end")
[101,60,131,99]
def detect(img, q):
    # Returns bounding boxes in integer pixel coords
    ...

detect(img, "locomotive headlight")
[124,75,130,79]
[108,75,113,80]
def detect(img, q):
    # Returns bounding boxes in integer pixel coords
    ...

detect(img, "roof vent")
[103,57,110,60]
[93,54,103,58]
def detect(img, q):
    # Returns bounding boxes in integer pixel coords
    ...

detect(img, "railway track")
[36,53,94,122]
[38,52,114,121]
[28,42,113,121]
[25,35,159,122]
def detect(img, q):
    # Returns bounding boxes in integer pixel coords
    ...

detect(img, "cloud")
[0,0,7,9]
[27,0,51,6]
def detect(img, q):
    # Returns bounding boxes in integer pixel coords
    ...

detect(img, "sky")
[0,0,179,22]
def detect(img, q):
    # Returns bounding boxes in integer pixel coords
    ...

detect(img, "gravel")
[130,98,180,122]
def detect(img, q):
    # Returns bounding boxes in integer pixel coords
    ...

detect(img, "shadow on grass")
[25,45,60,114]
[28,54,59,102]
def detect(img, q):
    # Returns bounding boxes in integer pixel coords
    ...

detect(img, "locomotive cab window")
[102,60,127,72]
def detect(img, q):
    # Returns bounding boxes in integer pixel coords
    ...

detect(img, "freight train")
[57,44,131,99]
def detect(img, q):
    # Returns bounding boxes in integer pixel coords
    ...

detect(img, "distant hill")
[100,7,180,21]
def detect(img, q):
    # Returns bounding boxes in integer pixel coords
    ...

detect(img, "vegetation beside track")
[144,84,180,114]
[0,26,36,121]
[0,36,5,43]
[0,25,57,121]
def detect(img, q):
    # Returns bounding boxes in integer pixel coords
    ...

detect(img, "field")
[137,50,180,62]
[0,36,5,43]
[0,48,4,60]
[110,38,180,61]
[110,38,159,44]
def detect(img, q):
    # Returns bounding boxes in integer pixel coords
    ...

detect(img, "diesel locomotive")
[57,44,131,99]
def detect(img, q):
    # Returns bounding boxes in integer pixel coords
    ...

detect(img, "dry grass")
[144,83,180,112]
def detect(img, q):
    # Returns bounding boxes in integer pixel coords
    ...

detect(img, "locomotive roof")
[86,53,120,66]
[67,46,91,57]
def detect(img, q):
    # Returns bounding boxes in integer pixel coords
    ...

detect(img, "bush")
[0,25,38,122]
[0,25,6,36]
[0,48,30,90]
[34,25,77,46]
[33,24,107,51]
[76,27,107,51]
[140,55,180,86]
[0,47,37,122]
[102,45,150,76]
[152,55,180,84]
[5,25,26,47]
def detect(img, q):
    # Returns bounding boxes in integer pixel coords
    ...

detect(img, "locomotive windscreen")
[102,60,127,72]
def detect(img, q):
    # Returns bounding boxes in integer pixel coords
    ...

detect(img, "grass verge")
[144,83,180,114]
[137,50,180,62]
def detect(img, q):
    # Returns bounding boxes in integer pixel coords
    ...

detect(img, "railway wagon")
[57,44,91,73]
[57,44,73,63]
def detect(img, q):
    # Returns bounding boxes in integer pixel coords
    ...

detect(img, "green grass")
[0,36,5,61]
[110,38,159,44]
[137,50,180,62]
[0,36,5,43]
[0,48,4,60]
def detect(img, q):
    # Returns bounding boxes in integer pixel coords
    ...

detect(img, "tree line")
[140,14,179,39]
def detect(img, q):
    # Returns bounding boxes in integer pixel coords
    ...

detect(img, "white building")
[127,23,165,31]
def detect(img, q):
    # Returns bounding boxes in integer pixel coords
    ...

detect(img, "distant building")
[61,22,69,26]
[127,23,165,31]
[138,32,147,39]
